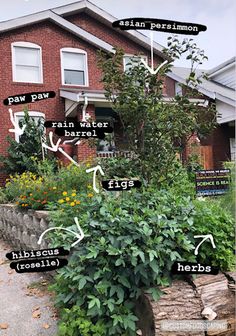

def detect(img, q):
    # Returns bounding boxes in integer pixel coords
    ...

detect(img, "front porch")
[59,88,128,163]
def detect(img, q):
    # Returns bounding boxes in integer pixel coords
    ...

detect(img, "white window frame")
[11,42,43,83]
[60,47,89,87]
[14,111,45,142]
[175,82,183,96]
[123,54,148,71]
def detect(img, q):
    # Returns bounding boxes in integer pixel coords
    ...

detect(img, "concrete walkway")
[0,240,58,336]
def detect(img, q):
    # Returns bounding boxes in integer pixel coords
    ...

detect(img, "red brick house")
[169,57,235,169]
[0,0,232,183]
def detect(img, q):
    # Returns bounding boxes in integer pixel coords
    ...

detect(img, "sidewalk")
[0,240,58,336]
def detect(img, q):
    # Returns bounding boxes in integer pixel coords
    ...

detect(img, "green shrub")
[193,198,235,270]
[58,306,106,336]
[0,108,44,174]
[99,157,142,180]
[218,162,235,217]
[48,183,234,336]
[0,188,7,204]
[49,188,197,335]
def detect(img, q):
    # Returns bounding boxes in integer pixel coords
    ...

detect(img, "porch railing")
[96,151,136,159]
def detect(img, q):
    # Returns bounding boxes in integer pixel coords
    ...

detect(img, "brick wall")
[0,10,185,184]
[66,12,173,94]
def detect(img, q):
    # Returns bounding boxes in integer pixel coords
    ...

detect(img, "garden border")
[0,204,49,250]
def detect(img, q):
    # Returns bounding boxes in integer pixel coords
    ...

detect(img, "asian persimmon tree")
[97,36,216,183]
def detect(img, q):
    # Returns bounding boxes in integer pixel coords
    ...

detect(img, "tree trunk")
[135,272,235,336]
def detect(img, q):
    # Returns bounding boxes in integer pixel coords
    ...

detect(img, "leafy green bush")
[0,108,44,174]
[58,306,106,336]
[218,162,235,217]
[49,189,195,335]
[99,157,142,180]
[48,183,234,336]
[0,188,7,204]
[193,198,235,270]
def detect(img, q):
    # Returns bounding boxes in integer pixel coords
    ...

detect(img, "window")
[14,111,45,142]
[175,82,183,96]
[123,55,147,72]
[12,42,43,83]
[61,48,88,86]
[96,117,115,152]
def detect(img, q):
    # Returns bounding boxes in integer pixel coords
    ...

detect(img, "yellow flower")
[65,197,70,201]
[70,202,75,207]
[87,193,94,198]
[76,200,81,205]
[52,187,57,190]
[71,193,76,197]
[62,191,68,196]
[29,193,33,196]
[58,199,64,204]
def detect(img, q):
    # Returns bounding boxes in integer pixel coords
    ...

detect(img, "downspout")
[82,96,89,121]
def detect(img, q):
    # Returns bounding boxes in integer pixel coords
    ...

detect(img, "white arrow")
[194,234,216,256]
[63,138,80,145]
[37,217,84,248]
[58,147,80,167]
[86,165,105,193]
[42,131,61,152]
[82,96,90,122]
[8,108,26,136]
[42,131,79,167]
[150,31,154,72]
[141,59,168,75]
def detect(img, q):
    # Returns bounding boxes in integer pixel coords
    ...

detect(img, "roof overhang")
[0,0,167,59]
[60,88,209,117]
[167,71,216,100]
[53,0,166,58]
[167,71,236,107]
[0,10,114,53]
[207,57,236,78]
[60,89,112,116]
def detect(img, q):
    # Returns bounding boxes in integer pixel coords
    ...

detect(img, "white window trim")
[60,47,89,87]
[14,111,45,142]
[175,82,183,96]
[123,54,148,71]
[11,41,43,84]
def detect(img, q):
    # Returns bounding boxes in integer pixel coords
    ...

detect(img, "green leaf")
[79,277,87,290]
[118,276,131,288]
[149,260,159,274]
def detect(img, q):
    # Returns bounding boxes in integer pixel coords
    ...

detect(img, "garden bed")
[0,204,235,336]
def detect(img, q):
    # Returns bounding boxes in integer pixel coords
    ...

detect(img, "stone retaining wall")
[0,204,49,250]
